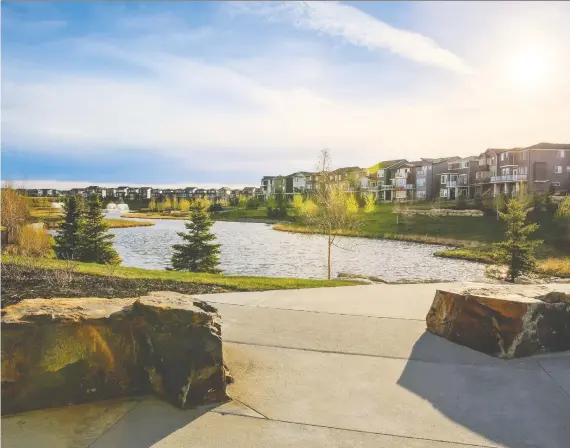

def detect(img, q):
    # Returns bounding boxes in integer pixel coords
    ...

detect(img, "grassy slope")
[2,255,353,291]
[125,208,290,223]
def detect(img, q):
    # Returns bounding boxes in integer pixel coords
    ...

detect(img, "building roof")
[525,142,570,150]
[421,156,460,164]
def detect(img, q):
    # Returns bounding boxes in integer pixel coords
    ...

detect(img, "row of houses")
[24,185,262,201]
[260,143,570,202]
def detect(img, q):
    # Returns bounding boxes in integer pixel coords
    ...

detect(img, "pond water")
[107,215,486,281]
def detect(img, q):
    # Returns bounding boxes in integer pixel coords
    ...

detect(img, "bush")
[267,205,288,219]
[245,198,259,209]
[474,196,483,209]
[208,203,223,212]
[5,226,54,258]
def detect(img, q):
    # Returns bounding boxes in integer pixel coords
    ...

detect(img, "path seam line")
[537,361,570,398]
[213,410,497,448]
[87,398,142,447]
[225,340,542,371]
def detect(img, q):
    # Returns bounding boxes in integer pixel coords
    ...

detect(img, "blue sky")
[2,1,570,188]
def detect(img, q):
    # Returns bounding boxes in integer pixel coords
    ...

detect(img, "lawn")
[1,255,354,306]
[277,203,563,247]
[125,207,291,223]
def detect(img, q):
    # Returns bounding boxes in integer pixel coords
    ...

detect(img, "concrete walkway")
[3,283,570,447]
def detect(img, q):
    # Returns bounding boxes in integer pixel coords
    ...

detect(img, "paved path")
[3,283,570,447]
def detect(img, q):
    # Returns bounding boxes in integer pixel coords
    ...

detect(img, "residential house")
[184,187,198,198]
[524,143,570,194]
[290,172,311,194]
[359,175,378,199]
[393,162,421,201]
[85,186,107,198]
[415,157,460,201]
[331,167,365,192]
[206,189,218,201]
[484,143,570,197]
[439,156,478,200]
[241,187,257,199]
[139,187,153,199]
[116,186,130,198]
[376,160,407,202]
[261,176,276,200]
[195,189,206,199]
[217,187,232,202]
[70,188,87,198]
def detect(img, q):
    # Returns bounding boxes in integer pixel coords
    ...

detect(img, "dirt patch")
[1,263,233,307]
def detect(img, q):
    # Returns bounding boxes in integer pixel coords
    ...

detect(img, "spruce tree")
[171,201,222,273]
[54,194,85,260]
[77,196,121,264]
[493,197,542,282]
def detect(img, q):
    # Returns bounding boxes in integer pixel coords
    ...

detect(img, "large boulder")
[426,284,570,358]
[1,292,229,416]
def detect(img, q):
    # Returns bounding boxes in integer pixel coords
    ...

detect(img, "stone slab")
[225,342,570,448]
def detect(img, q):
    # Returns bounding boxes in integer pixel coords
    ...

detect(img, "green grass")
[434,248,570,278]
[126,208,293,223]
[278,203,563,248]
[2,255,353,291]
[29,209,154,229]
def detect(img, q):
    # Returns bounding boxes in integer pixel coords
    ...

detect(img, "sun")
[508,47,549,89]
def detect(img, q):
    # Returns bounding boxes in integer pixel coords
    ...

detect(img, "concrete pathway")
[3,283,570,447]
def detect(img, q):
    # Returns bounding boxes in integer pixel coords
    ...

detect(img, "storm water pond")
[108,215,486,281]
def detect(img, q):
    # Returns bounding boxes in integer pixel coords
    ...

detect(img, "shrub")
[245,198,259,209]
[5,226,54,258]
[208,203,223,212]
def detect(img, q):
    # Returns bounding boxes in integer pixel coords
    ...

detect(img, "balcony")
[380,184,394,190]
[490,174,528,183]
[443,180,457,187]
[458,178,468,186]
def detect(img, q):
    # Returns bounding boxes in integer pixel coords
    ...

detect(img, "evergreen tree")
[54,194,85,260]
[77,196,121,264]
[171,201,221,273]
[493,197,542,282]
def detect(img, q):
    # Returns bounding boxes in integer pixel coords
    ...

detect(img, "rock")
[1,292,229,416]
[426,284,570,359]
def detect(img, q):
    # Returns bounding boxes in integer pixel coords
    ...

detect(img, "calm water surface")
[108,215,486,281]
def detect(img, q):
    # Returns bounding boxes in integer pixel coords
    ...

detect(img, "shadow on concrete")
[89,397,221,447]
[397,331,569,448]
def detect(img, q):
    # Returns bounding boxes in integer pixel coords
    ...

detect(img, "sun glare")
[509,47,549,89]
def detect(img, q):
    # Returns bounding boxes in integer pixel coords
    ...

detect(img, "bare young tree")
[294,149,363,279]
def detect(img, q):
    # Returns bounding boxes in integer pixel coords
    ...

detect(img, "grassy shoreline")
[1,256,354,306]
[272,224,478,248]
[30,209,155,229]
[434,248,570,278]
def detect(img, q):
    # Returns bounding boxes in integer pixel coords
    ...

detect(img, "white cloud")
[3,2,569,180]
[230,1,472,74]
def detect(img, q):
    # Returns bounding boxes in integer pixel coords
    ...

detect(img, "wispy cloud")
[231,1,472,74]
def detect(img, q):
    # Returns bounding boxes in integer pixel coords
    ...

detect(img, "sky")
[2,1,570,189]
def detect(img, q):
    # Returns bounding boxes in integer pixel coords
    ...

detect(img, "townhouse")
[438,156,478,200]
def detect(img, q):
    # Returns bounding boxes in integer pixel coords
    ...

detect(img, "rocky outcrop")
[1,292,229,416]
[426,284,570,358]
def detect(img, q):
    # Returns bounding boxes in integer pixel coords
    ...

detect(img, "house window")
[555,166,563,174]
[500,153,505,161]
[567,166,570,173]
[416,178,426,187]
[441,175,448,184]
[557,150,565,158]
[552,182,561,187]
[440,189,448,198]
[378,169,385,177]
[521,151,528,160]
